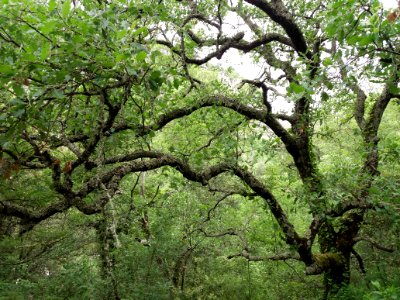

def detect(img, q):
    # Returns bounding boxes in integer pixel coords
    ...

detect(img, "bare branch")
[183,13,220,29]
[353,236,395,253]
[337,52,367,130]
[158,31,245,65]
[232,166,307,253]
[227,249,300,262]
[0,199,68,224]
[244,0,310,57]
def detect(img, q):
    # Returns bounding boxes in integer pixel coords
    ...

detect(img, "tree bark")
[96,203,121,300]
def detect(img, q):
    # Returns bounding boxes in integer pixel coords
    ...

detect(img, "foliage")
[0,0,399,299]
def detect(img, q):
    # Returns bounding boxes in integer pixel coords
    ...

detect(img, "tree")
[0,0,399,298]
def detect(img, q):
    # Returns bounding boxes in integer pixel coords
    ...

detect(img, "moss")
[306,253,346,275]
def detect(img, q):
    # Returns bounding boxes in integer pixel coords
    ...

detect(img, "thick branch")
[353,236,395,253]
[339,62,367,130]
[244,0,309,57]
[157,31,245,65]
[187,29,294,50]
[231,166,313,265]
[138,95,297,152]
[183,13,220,29]
[364,81,398,142]
[77,148,309,262]
[305,253,346,275]
[77,153,231,198]
[0,199,69,223]
[227,250,300,262]
[37,95,297,168]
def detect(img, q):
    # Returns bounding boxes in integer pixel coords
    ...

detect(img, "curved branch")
[77,152,231,198]
[338,56,367,130]
[183,13,220,29]
[353,236,395,253]
[234,33,294,51]
[364,81,398,142]
[0,199,69,223]
[4,146,310,267]
[31,95,297,173]
[351,248,366,274]
[244,0,309,57]
[76,149,308,260]
[227,249,300,262]
[136,95,296,148]
[157,31,245,65]
[231,166,308,257]
[187,28,294,50]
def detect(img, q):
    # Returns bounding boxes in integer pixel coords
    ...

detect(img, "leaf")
[41,19,58,34]
[322,57,332,66]
[52,89,64,98]
[346,35,361,45]
[388,84,400,94]
[41,43,51,60]
[115,52,128,63]
[150,70,162,80]
[12,84,24,97]
[321,92,329,102]
[0,64,13,75]
[48,0,57,12]
[132,27,149,37]
[150,50,162,62]
[136,51,147,62]
[288,82,305,94]
[358,34,375,46]
[12,108,25,118]
[117,29,128,39]
[325,21,338,36]
[61,1,70,19]
[173,78,180,89]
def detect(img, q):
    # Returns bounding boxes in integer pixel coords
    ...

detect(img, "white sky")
[381,0,398,8]
[208,0,398,113]
[213,0,399,80]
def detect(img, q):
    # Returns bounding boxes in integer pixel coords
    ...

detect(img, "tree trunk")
[318,209,364,299]
[172,247,193,291]
[96,201,121,300]
[323,252,350,300]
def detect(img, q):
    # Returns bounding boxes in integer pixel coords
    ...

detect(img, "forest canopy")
[0,0,399,299]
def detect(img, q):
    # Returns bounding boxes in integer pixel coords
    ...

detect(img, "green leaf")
[173,78,180,89]
[61,1,70,19]
[346,35,361,45]
[150,50,162,62]
[325,22,338,36]
[12,84,25,97]
[52,89,64,98]
[41,19,58,34]
[388,84,400,94]
[115,52,129,63]
[48,0,57,12]
[117,29,128,39]
[136,51,147,62]
[288,82,305,94]
[322,57,332,67]
[358,34,375,46]
[321,92,329,102]
[12,108,25,118]
[132,27,148,37]
[0,64,13,75]
[41,43,51,60]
